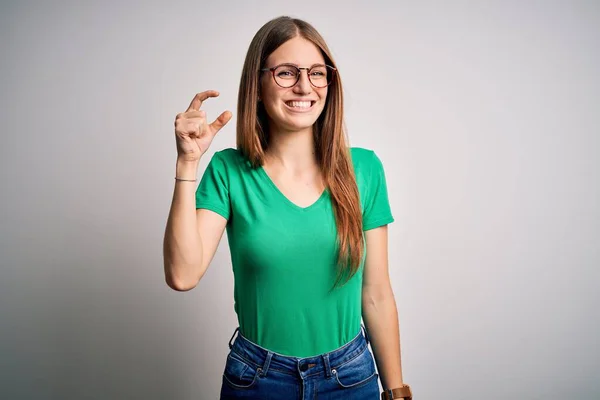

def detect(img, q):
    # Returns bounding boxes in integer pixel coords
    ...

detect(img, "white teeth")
[286,101,312,108]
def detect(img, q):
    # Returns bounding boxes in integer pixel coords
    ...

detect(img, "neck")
[265,126,318,173]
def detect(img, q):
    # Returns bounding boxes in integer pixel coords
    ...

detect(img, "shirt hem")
[195,203,230,220]
[363,215,394,231]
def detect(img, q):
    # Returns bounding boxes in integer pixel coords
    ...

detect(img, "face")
[260,36,329,134]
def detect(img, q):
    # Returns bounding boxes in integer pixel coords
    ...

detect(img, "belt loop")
[361,324,370,346]
[260,351,273,377]
[228,327,240,349]
[323,353,332,378]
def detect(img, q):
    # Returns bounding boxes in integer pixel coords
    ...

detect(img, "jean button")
[299,364,308,372]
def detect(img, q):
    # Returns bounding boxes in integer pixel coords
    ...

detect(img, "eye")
[310,66,327,77]
[275,65,298,79]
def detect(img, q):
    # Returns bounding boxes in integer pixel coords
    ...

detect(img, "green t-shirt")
[195,147,394,357]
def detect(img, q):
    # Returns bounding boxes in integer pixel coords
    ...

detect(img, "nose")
[293,69,312,94]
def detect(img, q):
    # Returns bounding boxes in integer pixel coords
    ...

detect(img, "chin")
[286,117,320,131]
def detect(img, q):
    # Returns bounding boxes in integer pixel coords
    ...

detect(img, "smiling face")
[260,36,328,135]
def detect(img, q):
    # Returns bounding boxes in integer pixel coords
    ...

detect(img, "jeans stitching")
[331,343,369,370]
[222,370,260,389]
[333,370,378,389]
[228,327,369,378]
[223,354,260,389]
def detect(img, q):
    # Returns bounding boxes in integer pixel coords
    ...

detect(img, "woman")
[163,16,412,400]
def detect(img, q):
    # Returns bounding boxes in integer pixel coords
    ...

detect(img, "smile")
[284,100,315,112]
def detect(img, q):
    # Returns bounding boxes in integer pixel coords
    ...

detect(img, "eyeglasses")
[260,63,336,88]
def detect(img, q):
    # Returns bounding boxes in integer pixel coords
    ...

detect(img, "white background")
[1,1,598,398]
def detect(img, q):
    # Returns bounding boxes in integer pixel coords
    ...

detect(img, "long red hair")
[236,16,363,288]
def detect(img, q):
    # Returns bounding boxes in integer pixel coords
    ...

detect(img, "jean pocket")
[331,346,379,389]
[222,351,260,389]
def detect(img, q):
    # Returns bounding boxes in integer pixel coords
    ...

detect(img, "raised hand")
[174,90,232,163]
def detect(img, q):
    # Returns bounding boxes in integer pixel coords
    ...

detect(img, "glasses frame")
[260,63,337,89]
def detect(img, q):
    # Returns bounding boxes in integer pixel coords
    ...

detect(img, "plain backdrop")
[1,1,599,399]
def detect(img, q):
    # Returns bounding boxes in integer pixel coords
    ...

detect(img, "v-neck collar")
[258,166,329,211]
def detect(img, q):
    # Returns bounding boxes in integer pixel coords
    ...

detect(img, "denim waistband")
[227,325,372,379]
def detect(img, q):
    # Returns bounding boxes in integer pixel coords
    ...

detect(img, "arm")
[361,225,406,394]
[163,159,227,291]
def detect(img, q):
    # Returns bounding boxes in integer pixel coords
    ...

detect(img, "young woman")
[163,16,412,400]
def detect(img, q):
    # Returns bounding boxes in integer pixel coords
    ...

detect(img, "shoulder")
[211,147,245,163]
[349,147,375,194]
[349,147,374,159]
[207,148,250,171]
[349,147,383,175]
[349,147,390,201]
[203,148,256,189]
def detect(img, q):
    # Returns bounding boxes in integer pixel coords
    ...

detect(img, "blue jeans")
[220,325,380,399]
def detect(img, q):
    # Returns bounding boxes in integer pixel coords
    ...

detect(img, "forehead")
[266,36,325,66]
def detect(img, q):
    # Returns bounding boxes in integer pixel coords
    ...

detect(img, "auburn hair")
[236,16,363,288]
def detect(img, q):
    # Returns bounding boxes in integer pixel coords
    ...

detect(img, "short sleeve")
[362,151,394,231]
[195,151,231,220]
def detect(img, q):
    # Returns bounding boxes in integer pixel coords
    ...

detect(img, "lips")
[284,100,316,111]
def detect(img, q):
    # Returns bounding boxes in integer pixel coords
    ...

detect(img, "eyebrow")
[277,62,326,68]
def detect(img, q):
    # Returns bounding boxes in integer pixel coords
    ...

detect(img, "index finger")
[186,90,220,112]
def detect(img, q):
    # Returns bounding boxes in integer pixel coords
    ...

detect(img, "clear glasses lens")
[273,65,333,88]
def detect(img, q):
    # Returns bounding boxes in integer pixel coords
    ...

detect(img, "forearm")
[362,287,404,390]
[163,159,203,290]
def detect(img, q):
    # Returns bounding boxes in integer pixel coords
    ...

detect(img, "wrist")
[176,158,199,180]
[381,384,412,400]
